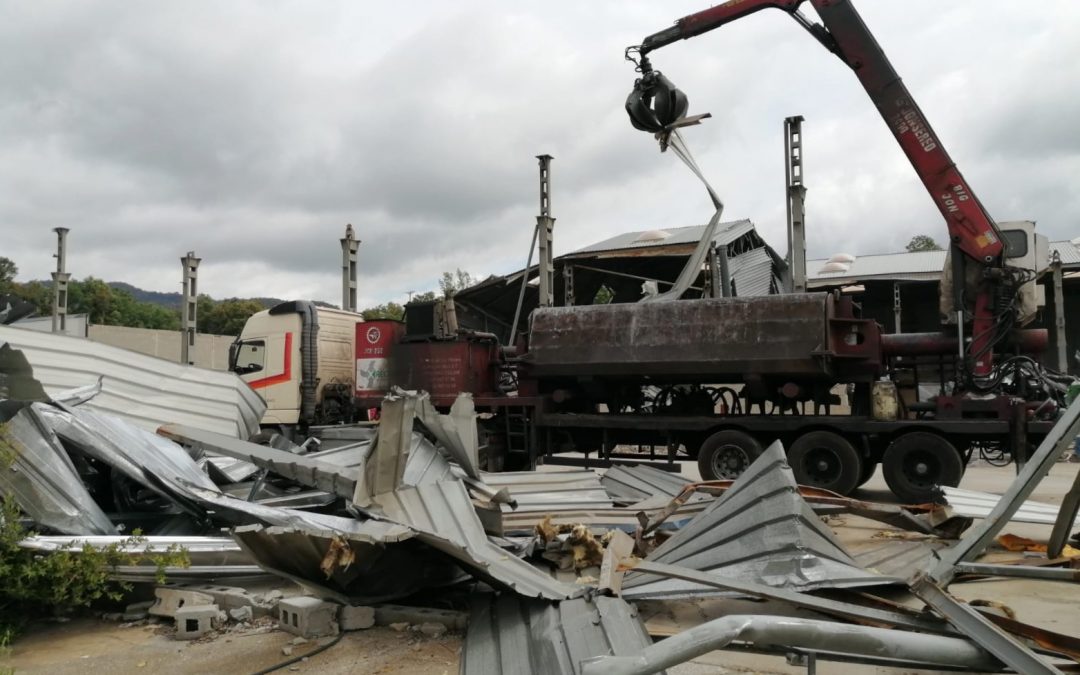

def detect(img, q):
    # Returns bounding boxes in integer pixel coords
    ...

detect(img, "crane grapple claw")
[626,71,688,133]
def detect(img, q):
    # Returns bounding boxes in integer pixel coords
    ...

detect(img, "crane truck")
[355,0,1074,504]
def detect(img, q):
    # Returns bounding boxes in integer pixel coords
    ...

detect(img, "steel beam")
[784,115,806,294]
[340,223,359,313]
[911,574,1062,675]
[536,154,555,308]
[50,227,70,334]
[179,251,201,365]
[930,393,1080,583]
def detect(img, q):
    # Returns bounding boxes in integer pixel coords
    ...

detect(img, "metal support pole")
[563,264,575,306]
[784,116,807,294]
[340,223,359,313]
[50,227,70,334]
[536,154,555,308]
[892,282,902,334]
[180,251,201,365]
[1052,252,1067,372]
[717,243,731,297]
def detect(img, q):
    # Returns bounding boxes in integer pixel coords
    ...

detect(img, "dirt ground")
[1,620,460,675]
[2,461,1078,675]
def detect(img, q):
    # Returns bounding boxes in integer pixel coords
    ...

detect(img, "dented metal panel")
[526,294,831,380]
[601,464,705,504]
[622,442,894,599]
[0,404,115,535]
[231,523,460,604]
[941,486,1080,528]
[371,480,582,600]
[0,326,264,438]
[460,594,660,675]
[482,470,613,511]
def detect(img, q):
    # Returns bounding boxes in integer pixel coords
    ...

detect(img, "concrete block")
[417,622,447,638]
[228,606,252,622]
[277,596,339,638]
[339,605,375,631]
[373,604,467,632]
[175,604,219,640]
[157,583,276,619]
[150,587,216,618]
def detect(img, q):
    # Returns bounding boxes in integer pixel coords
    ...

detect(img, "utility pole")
[180,251,201,365]
[784,116,807,294]
[50,227,71,333]
[536,154,555,308]
[340,223,359,313]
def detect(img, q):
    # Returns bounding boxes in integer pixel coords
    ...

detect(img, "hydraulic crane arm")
[628,0,1006,376]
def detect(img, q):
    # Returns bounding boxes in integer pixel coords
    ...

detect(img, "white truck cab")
[230,301,364,433]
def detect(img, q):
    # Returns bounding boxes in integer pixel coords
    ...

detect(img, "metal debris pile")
[4,340,1080,672]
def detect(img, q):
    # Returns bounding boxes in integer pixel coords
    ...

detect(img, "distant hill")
[107,282,287,309]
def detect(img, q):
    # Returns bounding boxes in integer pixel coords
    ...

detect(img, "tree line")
[2,256,479,334]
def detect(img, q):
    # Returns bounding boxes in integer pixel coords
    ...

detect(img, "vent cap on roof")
[828,253,856,264]
[819,261,851,273]
[635,229,672,242]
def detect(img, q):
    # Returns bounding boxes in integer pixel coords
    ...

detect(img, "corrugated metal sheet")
[460,594,660,675]
[850,539,945,580]
[481,470,613,512]
[601,464,706,504]
[232,523,462,604]
[808,239,1079,287]
[941,486,1080,527]
[728,247,776,297]
[1051,240,1080,266]
[571,220,755,256]
[0,404,116,534]
[0,325,264,438]
[808,249,947,287]
[622,442,894,600]
[158,423,359,499]
[371,480,583,600]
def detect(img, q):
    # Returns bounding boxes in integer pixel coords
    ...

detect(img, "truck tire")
[787,431,863,496]
[698,430,763,480]
[882,432,963,504]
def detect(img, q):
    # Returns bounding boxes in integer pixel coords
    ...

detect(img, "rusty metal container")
[526,294,840,381]
[389,338,500,406]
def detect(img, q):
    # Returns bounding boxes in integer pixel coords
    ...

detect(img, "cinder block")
[339,605,375,631]
[150,587,216,618]
[277,596,339,638]
[157,583,275,619]
[175,604,219,640]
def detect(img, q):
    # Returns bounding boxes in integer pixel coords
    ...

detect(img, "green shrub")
[0,496,189,635]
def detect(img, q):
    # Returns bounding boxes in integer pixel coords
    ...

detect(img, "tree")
[0,256,17,293]
[362,302,405,321]
[438,269,476,297]
[199,298,265,335]
[593,286,614,304]
[906,235,942,252]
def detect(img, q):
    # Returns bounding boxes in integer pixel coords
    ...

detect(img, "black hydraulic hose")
[248,631,345,675]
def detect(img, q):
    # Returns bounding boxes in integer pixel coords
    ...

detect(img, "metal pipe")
[580,615,1000,675]
[510,228,538,343]
[882,329,1047,357]
[955,562,1080,582]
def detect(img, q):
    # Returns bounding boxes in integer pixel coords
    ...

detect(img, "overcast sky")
[2,1,1078,309]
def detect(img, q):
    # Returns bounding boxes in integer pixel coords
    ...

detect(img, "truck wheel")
[698,430,763,480]
[788,431,862,496]
[882,432,963,504]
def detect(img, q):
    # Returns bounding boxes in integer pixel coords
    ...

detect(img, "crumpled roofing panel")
[600,464,708,504]
[0,404,115,534]
[0,326,265,438]
[482,470,613,512]
[460,594,661,675]
[371,480,583,600]
[622,442,895,599]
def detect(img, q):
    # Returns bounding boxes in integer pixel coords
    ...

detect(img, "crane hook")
[625,53,689,134]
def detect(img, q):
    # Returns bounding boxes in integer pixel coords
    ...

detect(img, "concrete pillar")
[180,251,201,365]
[536,154,555,308]
[784,116,807,294]
[340,223,359,313]
[51,227,70,333]
[893,282,903,334]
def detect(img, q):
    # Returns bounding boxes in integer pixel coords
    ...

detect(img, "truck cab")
[230,301,364,433]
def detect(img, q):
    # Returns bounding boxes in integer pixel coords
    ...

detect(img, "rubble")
[4,365,1080,672]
